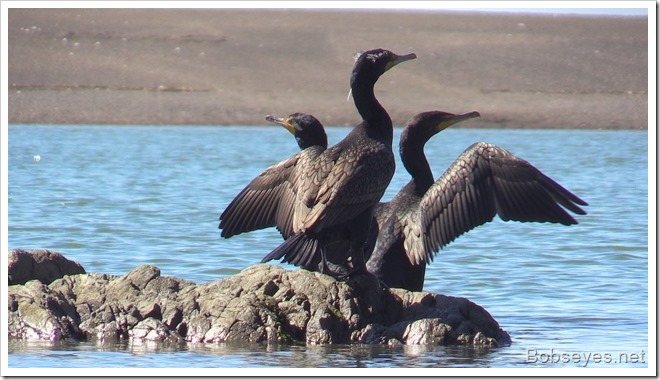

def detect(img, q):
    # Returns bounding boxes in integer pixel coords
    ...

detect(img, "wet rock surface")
[7,249,511,346]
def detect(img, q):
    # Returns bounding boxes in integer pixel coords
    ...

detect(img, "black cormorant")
[261,48,417,276]
[219,113,328,239]
[365,111,588,291]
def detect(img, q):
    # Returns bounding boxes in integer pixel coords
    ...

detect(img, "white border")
[646,2,657,378]
[0,0,654,12]
[2,0,10,376]
[2,1,655,377]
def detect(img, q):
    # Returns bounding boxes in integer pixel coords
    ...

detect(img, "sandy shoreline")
[8,9,648,129]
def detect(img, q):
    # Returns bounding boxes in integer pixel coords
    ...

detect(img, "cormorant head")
[350,48,417,89]
[399,110,480,186]
[401,110,481,153]
[265,113,328,149]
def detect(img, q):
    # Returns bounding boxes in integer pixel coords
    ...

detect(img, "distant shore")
[8,9,648,129]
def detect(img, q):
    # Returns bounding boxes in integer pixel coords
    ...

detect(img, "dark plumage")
[261,48,417,276]
[219,113,327,239]
[366,111,589,291]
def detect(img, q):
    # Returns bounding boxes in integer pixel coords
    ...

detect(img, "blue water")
[7,125,649,370]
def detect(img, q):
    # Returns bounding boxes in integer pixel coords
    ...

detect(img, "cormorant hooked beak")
[384,52,417,72]
[437,111,481,131]
[266,115,297,135]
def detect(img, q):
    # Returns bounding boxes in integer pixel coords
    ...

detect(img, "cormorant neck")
[400,137,434,193]
[296,134,327,150]
[351,80,392,136]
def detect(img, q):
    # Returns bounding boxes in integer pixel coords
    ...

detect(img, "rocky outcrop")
[7,249,511,346]
[8,248,86,286]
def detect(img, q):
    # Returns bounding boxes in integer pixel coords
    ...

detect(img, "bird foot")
[322,263,350,279]
[332,263,370,281]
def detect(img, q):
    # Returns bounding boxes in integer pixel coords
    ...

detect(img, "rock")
[8,249,85,286]
[8,279,83,341]
[7,249,511,347]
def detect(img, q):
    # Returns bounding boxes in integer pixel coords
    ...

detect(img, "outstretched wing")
[412,142,588,265]
[219,150,308,238]
[275,146,326,237]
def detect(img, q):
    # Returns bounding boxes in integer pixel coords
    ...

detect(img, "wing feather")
[220,146,326,238]
[417,142,588,263]
[302,141,395,232]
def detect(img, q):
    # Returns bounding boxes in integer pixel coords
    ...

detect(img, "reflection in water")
[8,339,506,368]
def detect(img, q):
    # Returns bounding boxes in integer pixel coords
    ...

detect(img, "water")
[6,125,649,370]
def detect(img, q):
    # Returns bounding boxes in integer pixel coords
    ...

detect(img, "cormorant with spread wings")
[366,111,588,291]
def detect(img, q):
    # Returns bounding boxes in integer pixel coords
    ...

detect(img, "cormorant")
[365,111,588,291]
[219,113,328,239]
[261,48,417,276]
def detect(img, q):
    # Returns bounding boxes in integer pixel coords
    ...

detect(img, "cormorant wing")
[414,142,588,265]
[300,142,395,233]
[219,152,305,238]
[276,146,326,237]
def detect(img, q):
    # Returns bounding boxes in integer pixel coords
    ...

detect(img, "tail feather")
[261,233,322,267]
